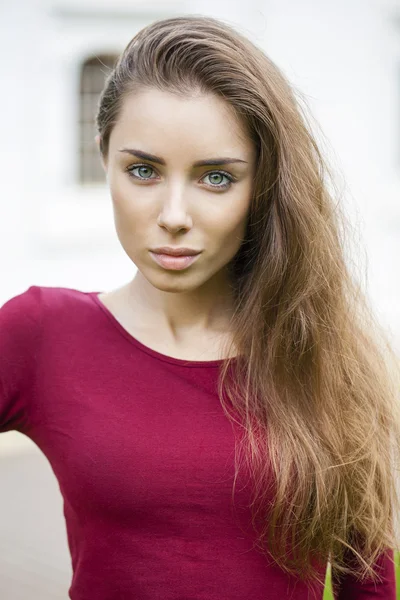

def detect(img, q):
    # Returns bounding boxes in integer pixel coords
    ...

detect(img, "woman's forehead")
[109,88,255,159]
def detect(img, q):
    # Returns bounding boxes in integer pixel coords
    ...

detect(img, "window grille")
[79,54,118,184]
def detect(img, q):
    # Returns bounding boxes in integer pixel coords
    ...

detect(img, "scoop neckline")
[87,290,236,368]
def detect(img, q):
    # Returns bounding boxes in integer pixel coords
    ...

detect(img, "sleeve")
[331,547,397,599]
[0,285,42,434]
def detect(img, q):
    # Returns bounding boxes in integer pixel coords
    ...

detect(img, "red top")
[0,285,396,599]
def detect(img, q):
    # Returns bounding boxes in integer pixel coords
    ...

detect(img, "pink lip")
[151,246,201,256]
[149,251,201,270]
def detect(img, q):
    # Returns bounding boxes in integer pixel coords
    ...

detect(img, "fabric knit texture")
[0,285,396,599]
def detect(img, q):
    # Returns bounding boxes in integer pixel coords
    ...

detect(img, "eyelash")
[125,163,236,191]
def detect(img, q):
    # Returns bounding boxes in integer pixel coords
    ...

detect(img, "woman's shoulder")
[1,284,95,314]
[0,285,100,340]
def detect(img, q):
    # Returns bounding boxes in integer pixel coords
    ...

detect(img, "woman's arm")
[0,286,42,434]
[331,547,396,599]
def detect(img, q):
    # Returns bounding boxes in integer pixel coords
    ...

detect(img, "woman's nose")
[156,182,193,232]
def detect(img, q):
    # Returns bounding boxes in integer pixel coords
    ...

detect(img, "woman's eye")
[201,171,234,190]
[126,164,234,190]
[127,164,158,180]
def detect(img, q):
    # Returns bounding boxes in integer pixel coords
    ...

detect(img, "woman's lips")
[149,251,201,270]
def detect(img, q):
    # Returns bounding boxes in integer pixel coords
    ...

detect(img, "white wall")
[263,1,400,338]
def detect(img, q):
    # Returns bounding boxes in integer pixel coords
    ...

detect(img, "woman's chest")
[30,366,247,526]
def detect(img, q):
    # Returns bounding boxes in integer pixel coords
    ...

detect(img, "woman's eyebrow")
[118,148,248,167]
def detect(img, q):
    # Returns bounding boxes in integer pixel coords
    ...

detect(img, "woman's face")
[101,87,256,294]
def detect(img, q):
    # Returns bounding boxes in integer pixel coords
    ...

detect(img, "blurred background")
[1,0,400,597]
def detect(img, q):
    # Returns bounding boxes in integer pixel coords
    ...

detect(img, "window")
[79,54,118,184]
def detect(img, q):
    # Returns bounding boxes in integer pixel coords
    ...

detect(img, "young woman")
[1,15,399,600]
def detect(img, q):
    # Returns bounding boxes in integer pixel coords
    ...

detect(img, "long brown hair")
[95,15,400,586]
